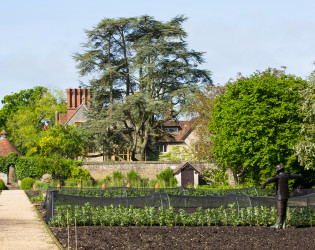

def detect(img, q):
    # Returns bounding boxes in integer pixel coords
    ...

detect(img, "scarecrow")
[261,165,302,229]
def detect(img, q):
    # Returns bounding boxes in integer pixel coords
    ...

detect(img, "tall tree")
[4,88,66,154]
[28,125,88,160]
[0,87,46,131]
[294,71,315,170]
[209,69,307,186]
[74,15,212,160]
[188,84,226,161]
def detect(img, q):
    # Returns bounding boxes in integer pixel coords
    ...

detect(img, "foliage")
[30,193,45,202]
[158,146,195,161]
[74,15,212,161]
[0,179,6,190]
[156,168,177,188]
[50,203,314,227]
[20,177,35,190]
[28,125,88,160]
[2,87,66,154]
[126,170,141,187]
[294,74,315,170]
[0,152,19,174]
[112,171,124,187]
[0,86,47,131]
[0,153,88,181]
[209,69,307,186]
[188,84,226,161]
[200,164,230,187]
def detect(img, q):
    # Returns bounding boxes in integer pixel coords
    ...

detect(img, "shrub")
[127,170,141,187]
[0,179,6,190]
[157,168,177,188]
[112,171,124,187]
[20,177,35,190]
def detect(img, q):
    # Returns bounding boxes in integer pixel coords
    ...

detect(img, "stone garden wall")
[82,161,208,180]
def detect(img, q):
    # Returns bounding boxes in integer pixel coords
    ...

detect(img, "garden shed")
[173,162,200,188]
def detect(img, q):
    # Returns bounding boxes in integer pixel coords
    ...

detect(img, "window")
[156,144,167,153]
[163,127,179,133]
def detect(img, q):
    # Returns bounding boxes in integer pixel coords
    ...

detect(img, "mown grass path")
[0,190,60,250]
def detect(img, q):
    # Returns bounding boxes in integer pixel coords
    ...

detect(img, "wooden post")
[78,183,81,189]
[33,183,36,191]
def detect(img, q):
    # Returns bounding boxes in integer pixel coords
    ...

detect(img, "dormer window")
[163,127,179,133]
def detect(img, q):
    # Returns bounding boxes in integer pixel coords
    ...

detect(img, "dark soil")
[24,190,315,249]
[50,226,315,249]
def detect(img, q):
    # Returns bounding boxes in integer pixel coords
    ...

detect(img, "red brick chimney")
[66,87,91,121]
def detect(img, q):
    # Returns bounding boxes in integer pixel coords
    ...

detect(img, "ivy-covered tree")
[209,69,307,186]
[74,15,212,160]
[294,72,315,170]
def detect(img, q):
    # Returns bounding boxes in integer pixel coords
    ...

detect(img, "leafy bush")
[0,179,6,190]
[0,153,89,182]
[127,170,141,187]
[156,168,177,188]
[112,171,124,187]
[30,193,45,202]
[20,177,35,190]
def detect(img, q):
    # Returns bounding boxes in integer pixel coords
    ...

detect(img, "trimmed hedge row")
[0,152,90,180]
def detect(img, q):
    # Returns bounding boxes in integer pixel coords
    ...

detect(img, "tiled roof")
[173,162,200,174]
[0,130,22,157]
[157,120,192,143]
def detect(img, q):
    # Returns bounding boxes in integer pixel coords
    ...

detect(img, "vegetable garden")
[44,186,315,227]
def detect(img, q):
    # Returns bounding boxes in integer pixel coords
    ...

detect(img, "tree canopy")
[74,15,212,160]
[28,125,88,160]
[1,87,66,154]
[209,69,307,186]
[294,72,315,170]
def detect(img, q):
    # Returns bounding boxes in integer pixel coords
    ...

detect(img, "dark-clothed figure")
[261,165,302,229]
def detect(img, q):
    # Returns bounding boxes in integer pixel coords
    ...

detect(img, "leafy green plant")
[20,177,34,190]
[112,171,124,187]
[0,179,6,190]
[30,193,45,202]
[156,168,177,188]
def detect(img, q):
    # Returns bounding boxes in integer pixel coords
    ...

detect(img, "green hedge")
[0,152,89,181]
[20,177,35,190]
[0,179,6,190]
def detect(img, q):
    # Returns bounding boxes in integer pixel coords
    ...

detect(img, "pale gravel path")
[0,190,61,250]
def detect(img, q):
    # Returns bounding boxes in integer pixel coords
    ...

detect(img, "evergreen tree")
[74,15,211,160]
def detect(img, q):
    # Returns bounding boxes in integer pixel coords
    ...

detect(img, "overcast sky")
[1,0,315,107]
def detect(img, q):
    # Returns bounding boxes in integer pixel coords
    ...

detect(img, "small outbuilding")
[173,162,200,188]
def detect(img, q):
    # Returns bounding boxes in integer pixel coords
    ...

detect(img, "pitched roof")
[173,162,200,174]
[157,120,192,143]
[65,103,90,125]
[0,130,22,157]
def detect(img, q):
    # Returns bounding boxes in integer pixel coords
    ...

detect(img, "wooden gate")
[181,165,194,188]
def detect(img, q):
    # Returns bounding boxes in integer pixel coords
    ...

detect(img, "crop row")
[49,202,315,227]
[56,187,275,198]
